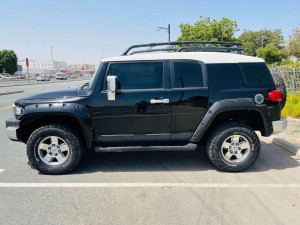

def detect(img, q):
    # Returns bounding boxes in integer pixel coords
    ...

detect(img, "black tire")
[27,124,84,175]
[272,72,287,109]
[206,122,260,172]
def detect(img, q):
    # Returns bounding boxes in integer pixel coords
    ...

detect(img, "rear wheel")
[27,124,84,174]
[206,122,260,172]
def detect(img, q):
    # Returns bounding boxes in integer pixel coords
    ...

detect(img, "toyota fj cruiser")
[6,41,287,174]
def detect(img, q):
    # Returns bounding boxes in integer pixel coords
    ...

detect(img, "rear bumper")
[6,117,21,141]
[272,118,287,134]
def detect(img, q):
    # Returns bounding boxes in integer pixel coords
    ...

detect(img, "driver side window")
[107,62,163,90]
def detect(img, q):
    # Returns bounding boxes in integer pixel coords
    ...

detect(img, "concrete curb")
[0,78,90,88]
[261,136,300,156]
[0,90,24,96]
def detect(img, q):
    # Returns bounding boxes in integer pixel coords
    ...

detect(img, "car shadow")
[72,141,299,175]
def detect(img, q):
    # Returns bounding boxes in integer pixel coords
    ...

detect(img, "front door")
[91,60,171,144]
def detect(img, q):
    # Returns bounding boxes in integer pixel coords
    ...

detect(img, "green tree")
[177,16,239,42]
[238,29,284,56]
[0,50,18,74]
[256,44,283,64]
[288,25,300,58]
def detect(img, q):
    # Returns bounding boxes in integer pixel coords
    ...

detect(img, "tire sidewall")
[207,123,260,172]
[27,126,82,174]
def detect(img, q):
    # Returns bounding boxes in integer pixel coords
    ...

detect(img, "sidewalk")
[276,117,300,147]
[260,117,300,156]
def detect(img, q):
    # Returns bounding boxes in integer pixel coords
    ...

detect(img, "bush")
[281,92,300,118]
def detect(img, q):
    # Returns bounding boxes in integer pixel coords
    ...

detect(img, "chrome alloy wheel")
[37,136,70,165]
[221,135,250,163]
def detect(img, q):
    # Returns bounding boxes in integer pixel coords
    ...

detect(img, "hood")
[18,87,79,101]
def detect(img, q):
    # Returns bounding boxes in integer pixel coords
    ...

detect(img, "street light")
[156,24,170,42]
[261,35,266,48]
[50,45,54,77]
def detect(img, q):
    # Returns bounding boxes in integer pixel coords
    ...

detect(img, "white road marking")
[0,169,4,174]
[0,183,300,188]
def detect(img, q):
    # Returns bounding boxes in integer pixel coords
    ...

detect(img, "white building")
[18,59,67,74]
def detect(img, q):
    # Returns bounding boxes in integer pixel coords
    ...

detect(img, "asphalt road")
[0,82,300,225]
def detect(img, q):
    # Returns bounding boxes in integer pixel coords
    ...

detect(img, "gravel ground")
[273,117,300,147]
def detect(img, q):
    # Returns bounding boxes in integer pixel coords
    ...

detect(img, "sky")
[0,0,299,64]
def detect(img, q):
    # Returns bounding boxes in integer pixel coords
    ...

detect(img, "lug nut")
[236,143,239,146]
[54,153,57,156]
[48,147,51,150]
[58,150,61,153]
[235,151,238,154]
[238,147,241,150]
[52,144,55,147]
[230,150,233,153]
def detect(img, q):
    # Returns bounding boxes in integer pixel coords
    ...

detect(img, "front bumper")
[272,118,287,134]
[6,117,21,141]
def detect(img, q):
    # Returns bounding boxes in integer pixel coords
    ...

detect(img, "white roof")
[102,52,264,64]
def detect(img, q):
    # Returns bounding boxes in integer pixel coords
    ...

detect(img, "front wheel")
[27,124,84,174]
[206,122,260,172]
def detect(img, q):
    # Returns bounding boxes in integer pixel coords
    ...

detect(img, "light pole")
[156,24,171,42]
[50,45,54,77]
[261,35,266,48]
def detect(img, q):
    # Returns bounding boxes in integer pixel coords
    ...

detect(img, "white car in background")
[55,73,67,80]
[36,75,50,81]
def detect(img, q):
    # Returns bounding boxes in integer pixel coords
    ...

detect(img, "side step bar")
[95,143,198,152]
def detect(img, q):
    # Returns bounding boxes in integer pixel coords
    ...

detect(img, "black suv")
[6,42,287,174]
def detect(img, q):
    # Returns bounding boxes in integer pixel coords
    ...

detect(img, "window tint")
[107,62,163,90]
[206,64,244,89]
[239,63,274,86]
[174,62,204,88]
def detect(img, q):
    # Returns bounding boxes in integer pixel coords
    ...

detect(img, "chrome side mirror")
[107,76,117,100]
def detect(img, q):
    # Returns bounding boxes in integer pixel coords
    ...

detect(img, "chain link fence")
[271,66,300,92]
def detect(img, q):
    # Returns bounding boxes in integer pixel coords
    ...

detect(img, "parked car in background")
[56,73,67,80]
[36,75,50,81]
[3,74,12,79]
[17,74,25,79]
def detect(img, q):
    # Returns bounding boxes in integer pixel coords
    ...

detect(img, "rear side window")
[107,62,163,90]
[206,64,244,90]
[239,63,274,86]
[173,62,204,88]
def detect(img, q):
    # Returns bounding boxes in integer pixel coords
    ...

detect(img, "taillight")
[268,90,282,101]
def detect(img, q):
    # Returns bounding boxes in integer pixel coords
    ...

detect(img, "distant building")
[18,59,67,74]
[68,64,95,71]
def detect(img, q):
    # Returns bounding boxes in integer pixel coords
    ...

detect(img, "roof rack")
[122,41,243,56]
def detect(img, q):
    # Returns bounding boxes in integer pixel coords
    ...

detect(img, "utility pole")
[83,56,85,76]
[26,58,30,84]
[157,24,171,42]
[50,45,54,77]
[168,24,170,42]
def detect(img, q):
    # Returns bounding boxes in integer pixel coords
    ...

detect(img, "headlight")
[13,103,23,116]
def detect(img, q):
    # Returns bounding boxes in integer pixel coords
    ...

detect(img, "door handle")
[150,99,169,104]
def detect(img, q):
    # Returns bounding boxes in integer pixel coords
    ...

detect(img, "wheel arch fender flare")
[19,103,93,148]
[190,98,271,143]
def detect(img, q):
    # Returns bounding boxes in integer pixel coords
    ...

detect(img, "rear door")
[170,60,209,142]
[91,60,172,144]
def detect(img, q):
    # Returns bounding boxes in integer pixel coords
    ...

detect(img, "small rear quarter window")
[239,63,274,86]
[206,63,244,90]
